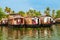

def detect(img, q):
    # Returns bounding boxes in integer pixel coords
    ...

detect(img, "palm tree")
[28,9,34,17]
[27,9,41,17]
[5,7,8,12]
[0,7,6,20]
[52,10,55,19]
[56,10,60,18]
[5,7,11,14]
[8,8,11,14]
[44,7,50,16]
[29,9,33,13]
[35,11,41,17]
[18,11,25,17]
[11,11,15,14]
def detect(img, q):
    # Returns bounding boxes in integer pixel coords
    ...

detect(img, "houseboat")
[24,17,32,28]
[39,15,54,27]
[32,17,39,28]
[24,16,39,28]
[1,18,8,26]
[1,13,54,27]
[8,14,24,27]
[55,18,60,24]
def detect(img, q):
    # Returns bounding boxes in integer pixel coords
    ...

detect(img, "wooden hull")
[8,24,25,28]
[0,23,52,28]
[25,24,39,28]
[40,24,52,27]
[0,23,8,26]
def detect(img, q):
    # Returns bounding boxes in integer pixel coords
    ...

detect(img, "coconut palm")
[0,7,6,20]
[5,7,8,12]
[27,9,41,17]
[44,7,50,16]
[56,10,60,18]
[18,11,25,17]
[11,11,15,14]
[27,9,34,17]
[52,10,55,19]
[34,11,41,17]
[5,7,11,14]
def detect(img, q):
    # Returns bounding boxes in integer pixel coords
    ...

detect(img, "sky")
[0,0,60,13]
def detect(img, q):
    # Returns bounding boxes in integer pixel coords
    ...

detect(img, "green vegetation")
[0,6,60,20]
[56,10,60,18]
[26,9,41,17]
[52,10,55,19]
[0,7,6,20]
[18,11,25,17]
[44,7,50,16]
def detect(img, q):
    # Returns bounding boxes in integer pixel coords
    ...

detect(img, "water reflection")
[0,25,59,40]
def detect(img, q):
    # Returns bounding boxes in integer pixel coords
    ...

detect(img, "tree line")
[0,6,60,20]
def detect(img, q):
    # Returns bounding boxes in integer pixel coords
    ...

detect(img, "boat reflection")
[0,25,57,40]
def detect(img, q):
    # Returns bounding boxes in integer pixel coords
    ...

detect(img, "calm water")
[0,24,60,40]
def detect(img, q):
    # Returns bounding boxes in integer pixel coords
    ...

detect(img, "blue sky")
[0,0,60,13]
